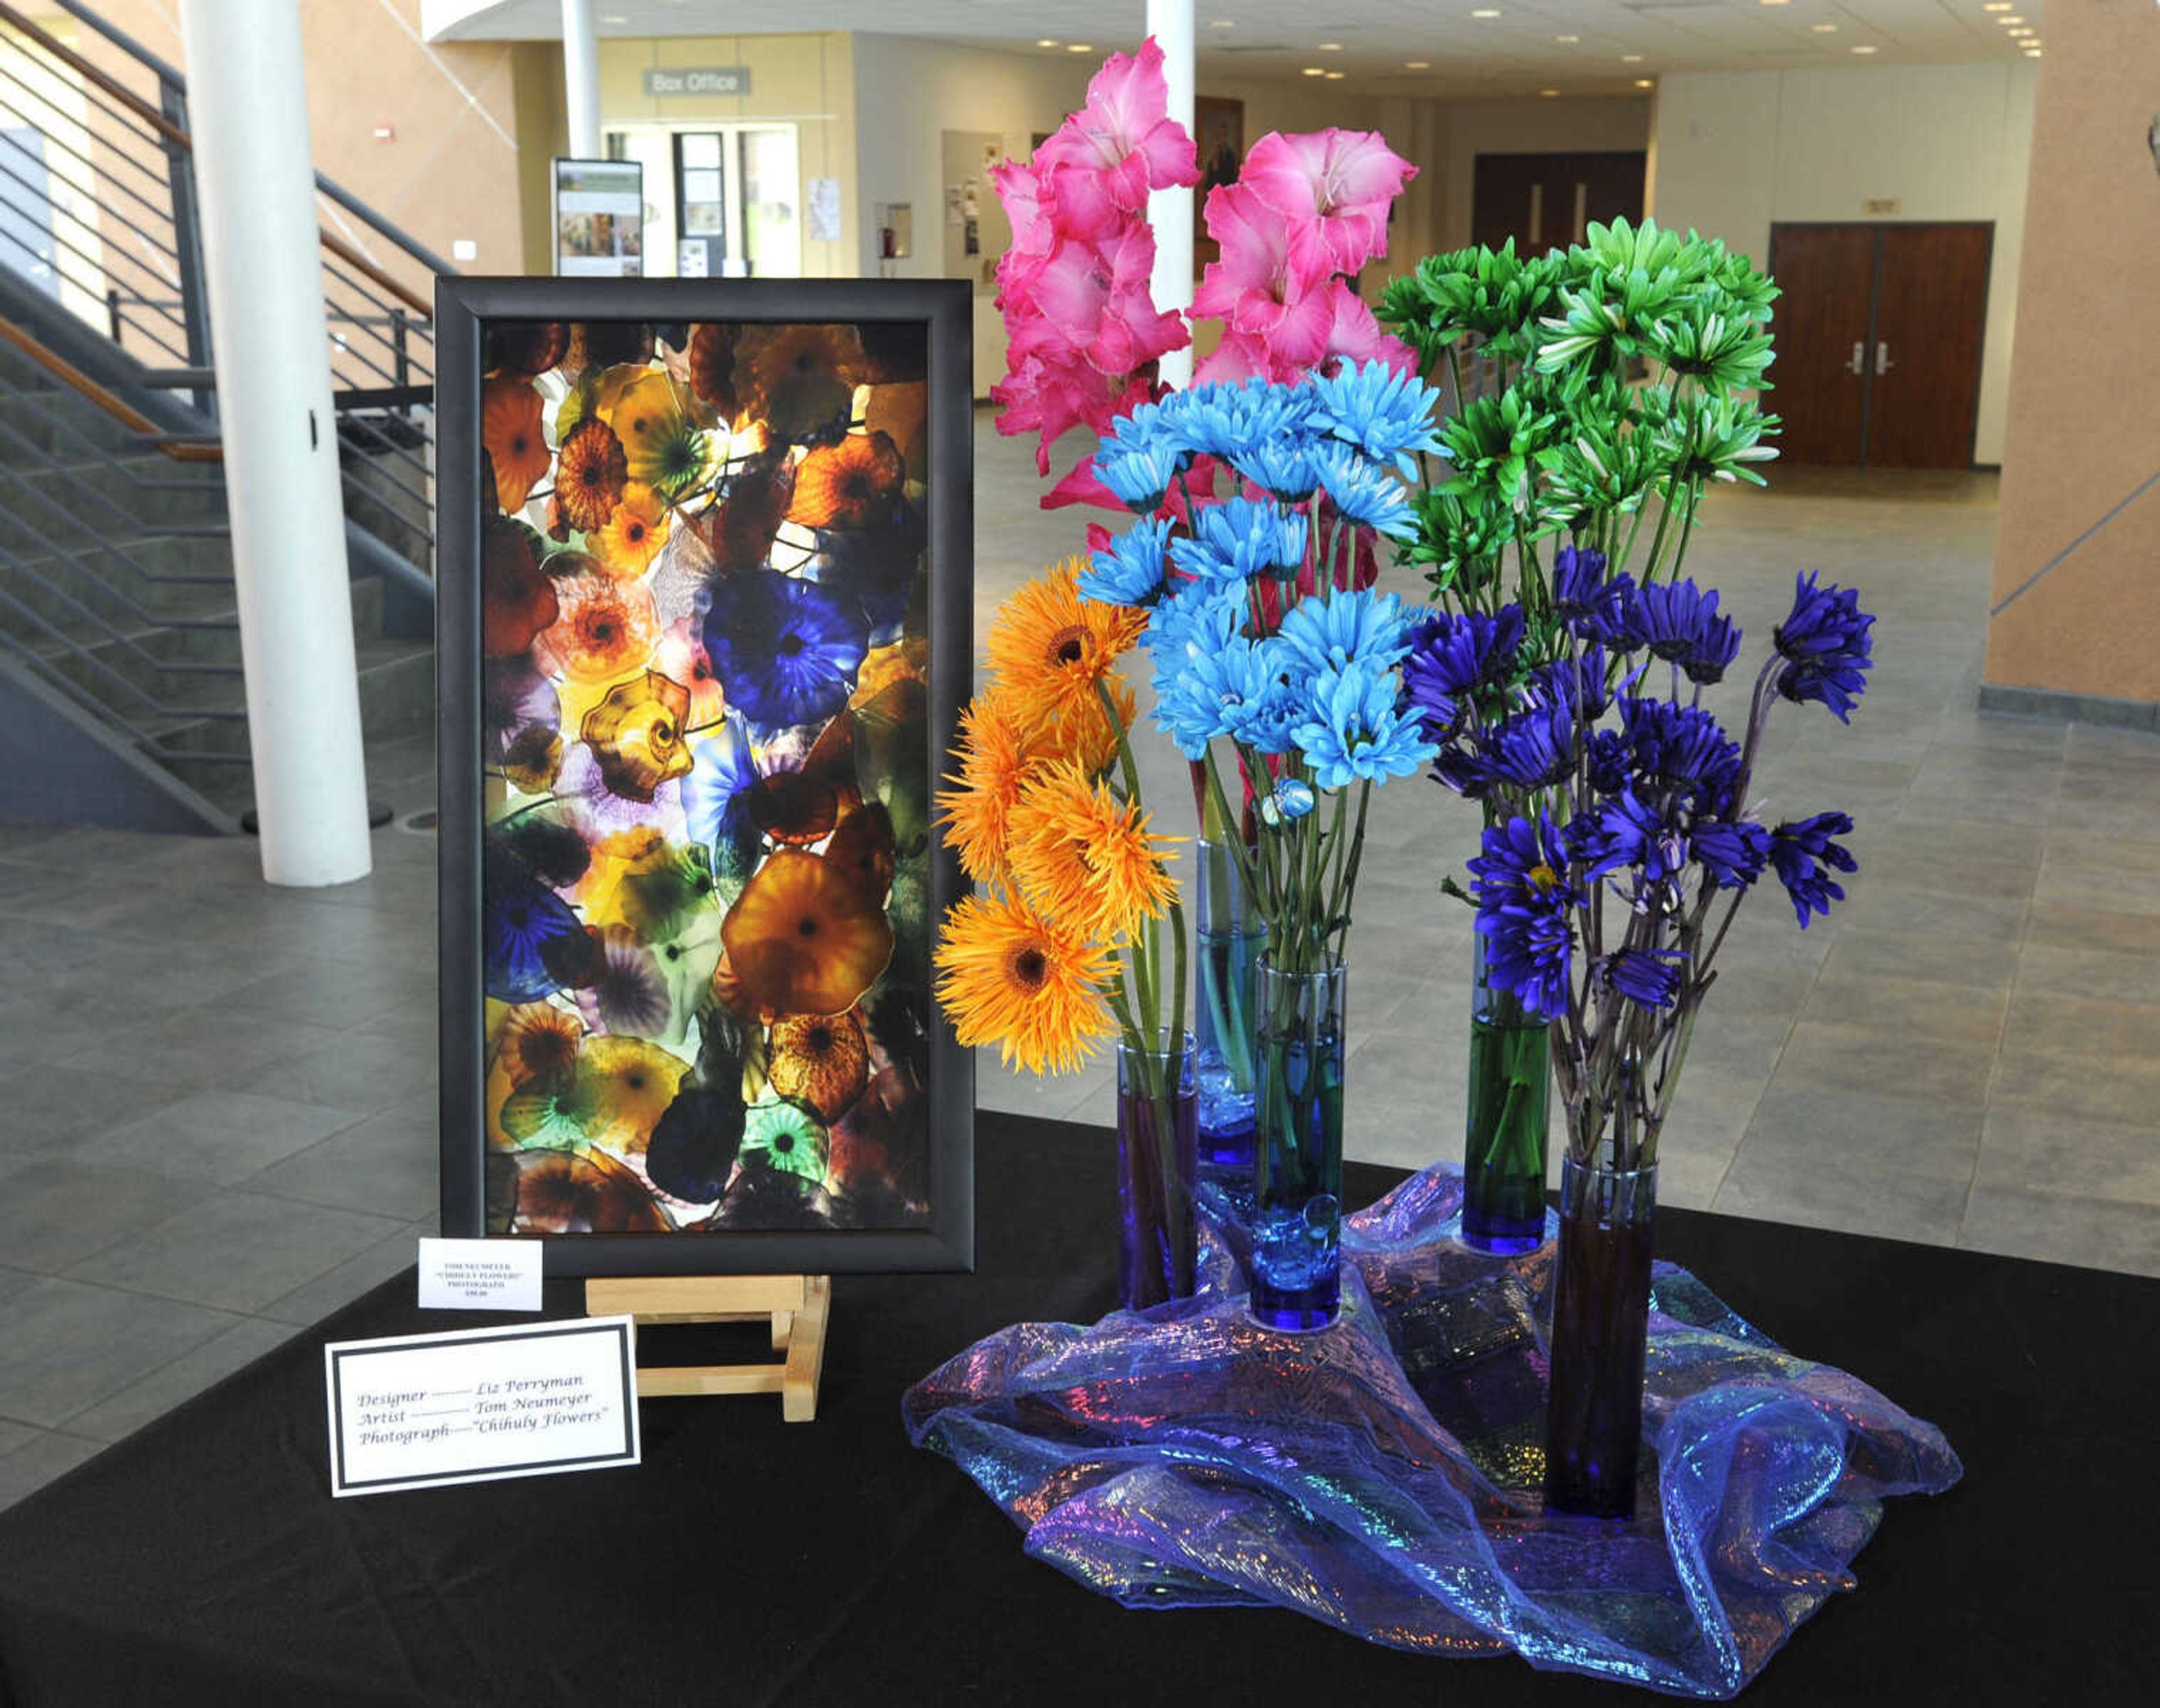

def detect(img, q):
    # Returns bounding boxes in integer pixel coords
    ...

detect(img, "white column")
[1146,0,1195,388]
[561,0,602,159]
[177,0,370,887]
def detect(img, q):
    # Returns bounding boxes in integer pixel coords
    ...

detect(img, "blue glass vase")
[1194,838,1264,1194]
[1250,955,1346,1331]
[1462,933,1551,1253]
[1544,1156,1658,1520]
[1115,1029,1199,1311]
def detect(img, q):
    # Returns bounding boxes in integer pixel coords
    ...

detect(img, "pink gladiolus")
[1239,128,1417,274]
[1033,38,1199,206]
[1312,280,1420,378]
[1191,183,1334,366]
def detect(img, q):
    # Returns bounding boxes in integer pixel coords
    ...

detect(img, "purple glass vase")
[1544,1156,1658,1521]
[1115,1030,1199,1311]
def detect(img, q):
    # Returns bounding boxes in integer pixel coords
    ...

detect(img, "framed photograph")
[436,277,975,1276]
[1194,96,1245,268]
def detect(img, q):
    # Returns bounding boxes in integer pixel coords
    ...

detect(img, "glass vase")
[1194,838,1264,1193]
[1115,1029,1200,1311]
[1543,1156,1658,1521]
[1462,932,1551,1253]
[1250,956,1346,1331]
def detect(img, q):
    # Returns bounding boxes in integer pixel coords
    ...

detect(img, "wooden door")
[1765,225,1876,466]
[1471,152,1646,255]
[1865,223,1992,469]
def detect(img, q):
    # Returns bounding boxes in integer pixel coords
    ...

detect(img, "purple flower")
[1570,784,1690,887]
[1611,698,1743,809]
[1603,947,1686,1009]
[1769,811,1858,926]
[1693,817,1772,890]
[1402,605,1524,701]
[1482,698,1581,793]
[1551,548,1632,643]
[1774,572,1875,721]
[1469,815,1580,1019]
[1526,645,1620,721]
[1624,577,1742,685]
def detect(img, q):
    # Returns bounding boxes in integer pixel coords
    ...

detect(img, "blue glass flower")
[1311,439,1416,540]
[1624,577,1742,685]
[1774,572,1875,721]
[1169,496,1307,582]
[702,570,868,732]
[1292,659,1438,789]
[1769,811,1857,926]
[1604,946,1686,1009]
[483,870,582,1003]
[681,713,760,847]
[1278,587,1416,674]
[1693,816,1771,890]
[1081,515,1175,607]
[1307,359,1444,479]
[1468,814,1580,1019]
[1271,776,1317,820]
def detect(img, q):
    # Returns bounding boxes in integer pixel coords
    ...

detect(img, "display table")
[0,1111,2147,1706]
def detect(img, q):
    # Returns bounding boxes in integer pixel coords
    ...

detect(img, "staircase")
[0,0,442,833]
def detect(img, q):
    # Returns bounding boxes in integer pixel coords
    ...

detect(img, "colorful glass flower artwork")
[552,415,631,535]
[482,378,551,512]
[721,849,896,1018]
[787,432,906,529]
[768,1010,869,1121]
[579,669,694,802]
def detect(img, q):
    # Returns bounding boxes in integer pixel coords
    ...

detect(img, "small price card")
[325,1317,640,1498]
[417,1237,543,1312]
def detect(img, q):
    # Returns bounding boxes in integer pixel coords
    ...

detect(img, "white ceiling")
[424,1,2049,98]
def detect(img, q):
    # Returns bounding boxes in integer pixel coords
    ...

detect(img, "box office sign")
[642,66,751,98]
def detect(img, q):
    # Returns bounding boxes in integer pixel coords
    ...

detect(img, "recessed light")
[1207,16,1236,26]
[1812,23,1837,33]
[1982,3,2012,10]
[1405,60,1431,69]
[1540,88,1560,97]
[1325,70,1346,79]
[1634,78,1654,88]
[2024,48,2041,57]
[2008,26,2032,35]
[1998,14,2025,22]
[1318,42,1342,52]
[1851,44,1877,54]
[1760,0,1789,7]
[1303,66,1326,76]
[1036,38,1058,48]
[1067,43,1093,53]
[1555,35,1579,43]
[1622,54,1643,64]
[1472,8,1501,17]
[600,11,627,21]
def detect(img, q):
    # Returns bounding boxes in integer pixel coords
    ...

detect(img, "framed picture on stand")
[435,277,975,1277]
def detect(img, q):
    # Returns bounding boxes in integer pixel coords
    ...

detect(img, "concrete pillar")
[176,0,371,886]
[561,0,602,159]
[1146,0,1195,388]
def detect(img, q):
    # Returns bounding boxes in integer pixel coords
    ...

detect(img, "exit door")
[1766,222,1992,470]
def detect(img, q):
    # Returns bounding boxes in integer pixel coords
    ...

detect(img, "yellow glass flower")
[575,1033,691,1154]
[983,558,1144,772]
[722,848,896,1018]
[1005,758,1180,942]
[579,669,694,802]
[933,887,1117,1076]
[603,369,717,501]
[590,482,672,577]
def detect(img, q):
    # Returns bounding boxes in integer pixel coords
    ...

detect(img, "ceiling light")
[1207,16,1236,26]
[1634,78,1654,88]
[1471,8,1501,17]
[1325,70,1346,79]
[1555,35,1579,44]
[2008,26,2032,35]
[1622,53,1643,64]
[1851,44,1877,54]
[600,11,626,21]
[1998,14,2025,22]
[1067,43,1093,53]
[1036,38,1058,48]
[1303,66,1326,76]
[2024,48,2041,57]
[1540,88,1560,97]
[1405,60,1431,69]
[1812,23,1838,32]
[1983,3,2013,10]
[1760,0,1789,7]
[1318,42,1343,52]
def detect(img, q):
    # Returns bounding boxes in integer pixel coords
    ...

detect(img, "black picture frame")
[436,276,975,1276]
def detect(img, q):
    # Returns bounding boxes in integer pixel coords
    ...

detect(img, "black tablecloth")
[0,1111,2149,1707]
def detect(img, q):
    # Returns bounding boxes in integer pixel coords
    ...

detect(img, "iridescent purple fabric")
[903,1163,1961,1698]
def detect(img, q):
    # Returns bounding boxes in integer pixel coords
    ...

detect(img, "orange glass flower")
[786,431,905,529]
[505,1145,669,1234]
[555,416,629,533]
[721,848,895,1017]
[540,570,659,681]
[501,1002,583,1089]
[767,1009,869,1121]
[936,693,1034,884]
[983,557,1145,771]
[480,518,559,657]
[575,1033,691,1153]
[482,378,551,512]
[687,322,738,416]
[564,321,654,375]
[933,887,1117,1076]
[579,669,694,802]
[741,322,865,442]
[653,619,727,731]
[748,770,839,846]
[1006,758,1180,942]
[590,482,672,577]
[824,802,897,904]
[485,320,568,379]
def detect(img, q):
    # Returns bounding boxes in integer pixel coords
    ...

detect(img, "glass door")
[605,122,800,278]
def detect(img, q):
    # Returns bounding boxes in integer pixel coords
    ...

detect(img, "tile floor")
[2,424,2157,1511]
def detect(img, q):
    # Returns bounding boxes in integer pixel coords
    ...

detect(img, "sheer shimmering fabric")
[903,1164,1960,1699]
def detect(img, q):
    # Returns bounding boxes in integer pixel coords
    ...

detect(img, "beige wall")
[1652,60,2037,465]
[1983,0,2160,709]
[587,33,858,280]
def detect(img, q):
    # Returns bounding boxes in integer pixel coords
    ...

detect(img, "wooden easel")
[584,1274,831,1422]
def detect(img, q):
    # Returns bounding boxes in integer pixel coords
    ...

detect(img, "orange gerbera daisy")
[539,571,659,682]
[1005,758,1180,942]
[933,887,1117,1076]
[482,378,550,512]
[983,558,1145,771]
[590,482,672,577]
[786,431,904,529]
[722,848,896,1017]
[554,416,629,533]
[935,693,1034,884]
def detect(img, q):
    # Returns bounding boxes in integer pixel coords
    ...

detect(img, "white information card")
[325,1317,640,1498]
[416,1236,543,1312]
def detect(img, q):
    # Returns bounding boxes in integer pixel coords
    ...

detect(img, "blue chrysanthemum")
[1603,946,1686,1010]
[1770,811,1857,926]
[701,572,867,732]
[1164,375,1314,461]
[1526,645,1621,721]
[1141,573,1245,664]
[1081,515,1175,607]
[1774,572,1875,721]
[1277,587,1416,675]
[1611,697,1742,809]
[1306,359,1444,479]
[1624,576,1742,685]
[1468,814,1580,1019]
[1570,783,1690,887]
[1692,817,1772,891]
[1153,632,1297,760]
[1482,697,1581,794]
[1232,437,1321,502]
[1402,604,1526,698]
[1292,660,1438,789]
[1271,776,1317,821]
[1311,439,1416,539]
[1168,496,1306,581]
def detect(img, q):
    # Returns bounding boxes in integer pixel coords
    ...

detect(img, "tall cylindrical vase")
[1194,838,1264,1192]
[1115,1029,1199,1311]
[1462,932,1551,1253]
[1544,1156,1658,1520]
[1250,956,1346,1331]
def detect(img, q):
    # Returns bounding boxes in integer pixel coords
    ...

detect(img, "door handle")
[1875,341,1894,376]
[1848,341,1866,375]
